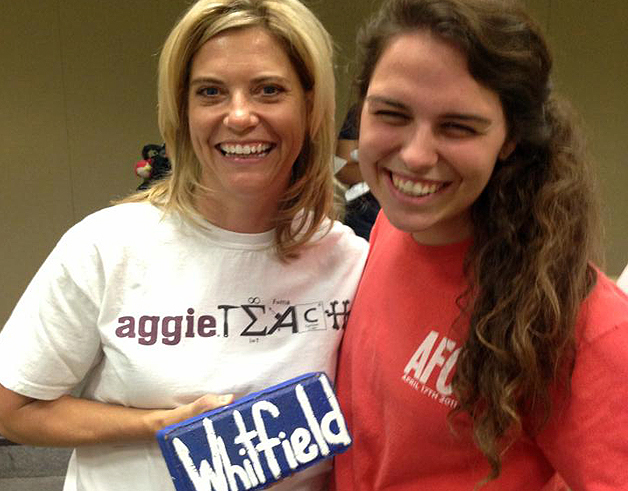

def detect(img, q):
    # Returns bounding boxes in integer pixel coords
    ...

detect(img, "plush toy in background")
[134,143,171,190]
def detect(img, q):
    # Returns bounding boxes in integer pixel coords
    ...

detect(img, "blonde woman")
[0,1,367,490]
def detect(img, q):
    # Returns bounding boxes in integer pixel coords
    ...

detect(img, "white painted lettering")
[217,433,250,490]
[242,459,259,487]
[279,432,298,470]
[290,427,317,464]
[169,375,350,490]
[436,347,461,395]
[172,419,229,491]
[319,375,352,446]
[419,337,456,384]
[252,401,282,479]
[232,410,265,484]
[404,330,438,378]
[296,384,330,456]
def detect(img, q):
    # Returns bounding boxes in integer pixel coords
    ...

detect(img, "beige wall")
[1,0,626,326]
[524,0,628,277]
[0,0,190,325]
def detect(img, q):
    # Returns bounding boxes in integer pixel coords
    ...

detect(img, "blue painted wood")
[157,372,351,491]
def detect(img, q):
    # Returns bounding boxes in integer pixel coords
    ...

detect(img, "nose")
[223,93,259,131]
[399,124,439,170]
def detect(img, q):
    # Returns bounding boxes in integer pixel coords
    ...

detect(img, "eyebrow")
[365,95,409,111]
[442,112,492,127]
[189,75,292,87]
[366,95,493,127]
[189,76,222,88]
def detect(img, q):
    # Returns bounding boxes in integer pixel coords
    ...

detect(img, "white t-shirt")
[618,264,628,293]
[0,202,368,491]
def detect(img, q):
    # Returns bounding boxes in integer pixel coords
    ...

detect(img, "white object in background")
[617,264,628,293]
[333,156,347,174]
[345,182,370,202]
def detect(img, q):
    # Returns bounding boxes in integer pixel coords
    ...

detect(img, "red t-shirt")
[333,213,628,491]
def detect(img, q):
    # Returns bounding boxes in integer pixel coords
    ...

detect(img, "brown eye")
[374,110,409,124]
[442,122,478,136]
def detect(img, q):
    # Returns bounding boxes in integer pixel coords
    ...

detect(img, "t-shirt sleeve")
[617,264,628,293]
[535,316,628,490]
[0,224,104,400]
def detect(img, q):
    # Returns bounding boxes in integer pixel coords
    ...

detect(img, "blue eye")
[199,86,220,97]
[259,85,284,96]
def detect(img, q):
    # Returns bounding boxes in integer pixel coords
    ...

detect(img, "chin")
[382,209,426,234]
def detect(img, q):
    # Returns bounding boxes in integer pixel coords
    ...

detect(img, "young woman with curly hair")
[333,0,628,489]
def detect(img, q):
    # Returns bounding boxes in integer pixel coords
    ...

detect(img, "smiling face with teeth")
[359,31,515,245]
[187,27,309,232]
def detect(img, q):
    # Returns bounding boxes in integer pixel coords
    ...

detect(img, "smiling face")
[187,27,308,231]
[359,31,514,245]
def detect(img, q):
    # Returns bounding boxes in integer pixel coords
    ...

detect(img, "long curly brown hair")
[354,0,602,483]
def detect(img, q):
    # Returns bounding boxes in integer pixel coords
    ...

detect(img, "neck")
[410,211,473,245]
[195,193,279,233]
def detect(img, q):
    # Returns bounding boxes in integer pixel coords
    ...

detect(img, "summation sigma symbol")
[157,373,352,491]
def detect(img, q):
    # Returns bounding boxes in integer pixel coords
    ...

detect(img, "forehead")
[369,31,502,114]
[190,26,295,77]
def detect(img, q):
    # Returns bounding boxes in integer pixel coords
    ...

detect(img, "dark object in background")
[134,144,171,190]
[344,192,380,241]
[337,107,380,240]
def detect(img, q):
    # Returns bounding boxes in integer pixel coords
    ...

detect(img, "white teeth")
[392,175,444,197]
[220,143,271,156]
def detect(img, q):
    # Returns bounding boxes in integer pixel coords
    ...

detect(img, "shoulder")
[49,202,179,265]
[72,202,164,233]
[617,264,628,293]
[61,202,177,245]
[577,268,628,345]
[538,272,628,488]
[314,219,369,254]
[299,219,368,272]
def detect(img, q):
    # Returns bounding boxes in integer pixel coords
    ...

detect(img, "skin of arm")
[0,383,232,447]
[335,138,363,187]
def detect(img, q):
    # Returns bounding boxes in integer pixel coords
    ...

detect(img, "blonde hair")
[125,0,337,259]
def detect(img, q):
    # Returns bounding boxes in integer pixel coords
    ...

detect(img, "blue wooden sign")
[157,372,351,491]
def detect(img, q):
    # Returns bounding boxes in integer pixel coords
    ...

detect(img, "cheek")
[187,110,203,140]
[292,102,309,139]
[357,134,387,186]
[358,119,395,162]
[187,111,212,163]
[268,105,306,143]
[456,160,496,201]
[187,103,217,131]
[446,141,499,181]
[356,134,377,177]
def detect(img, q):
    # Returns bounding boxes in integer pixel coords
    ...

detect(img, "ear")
[498,139,517,161]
